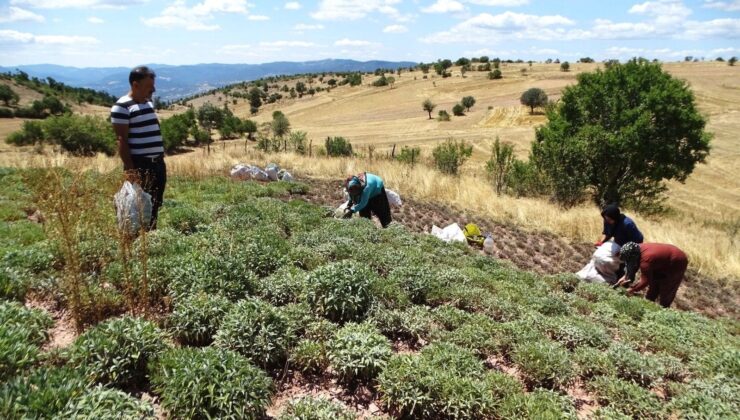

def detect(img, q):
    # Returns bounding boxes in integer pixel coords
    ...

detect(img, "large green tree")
[531,59,711,210]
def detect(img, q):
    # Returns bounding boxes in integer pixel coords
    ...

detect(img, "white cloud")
[421,11,575,43]
[143,0,251,31]
[703,0,740,11]
[248,14,269,20]
[0,6,45,22]
[383,24,408,33]
[629,0,692,18]
[285,1,301,9]
[466,0,529,5]
[311,0,403,21]
[0,29,99,45]
[422,0,465,13]
[334,38,374,46]
[682,18,740,39]
[87,16,104,24]
[294,23,324,30]
[10,0,147,9]
[259,40,320,48]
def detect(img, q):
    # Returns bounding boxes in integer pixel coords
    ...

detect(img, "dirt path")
[287,177,739,320]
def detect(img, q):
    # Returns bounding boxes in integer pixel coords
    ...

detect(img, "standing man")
[111,66,166,230]
[595,203,644,247]
[342,172,392,228]
[615,242,689,308]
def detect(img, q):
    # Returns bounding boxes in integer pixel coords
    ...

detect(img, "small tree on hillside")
[485,137,515,196]
[489,69,502,79]
[248,87,262,112]
[0,85,20,106]
[327,79,337,89]
[386,76,395,88]
[452,103,465,116]
[432,139,473,175]
[461,96,476,112]
[520,88,549,114]
[296,82,307,97]
[422,99,436,119]
[197,103,223,153]
[271,111,291,149]
[560,61,570,72]
[729,57,738,66]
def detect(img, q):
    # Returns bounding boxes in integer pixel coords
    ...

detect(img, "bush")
[159,203,207,233]
[0,107,13,118]
[573,347,616,380]
[213,298,294,368]
[325,136,353,157]
[667,378,739,419]
[149,347,273,419]
[498,389,577,419]
[43,114,116,156]
[511,340,574,390]
[432,139,473,175]
[167,292,232,345]
[369,305,439,343]
[65,316,168,388]
[278,396,355,420]
[256,267,306,306]
[387,264,441,304]
[396,146,421,165]
[545,317,610,350]
[0,268,27,302]
[165,252,258,302]
[452,103,465,116]
[437,109,450,121]
[378,343,516,419]
[488,69,502,79]
[588,376,663,419]
[290,339,330,374]
[606,343,664,387]
[160,111,194,153]
[328,322,392,382]
[0,367,88,419]
[59,385,155,419]
[0,301,53,377]
[5,120,44,146]
[304,260,376,323]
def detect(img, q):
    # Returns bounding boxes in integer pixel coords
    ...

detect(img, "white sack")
[278,170,294,182]
[386,189,402,208]
[114,181,152,237]
[576,241,621,284]
[230,164,269,181]
[265,163,280,181]
[431,223,467,243]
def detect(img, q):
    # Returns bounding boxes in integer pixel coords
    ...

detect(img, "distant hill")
[0,60,417,101]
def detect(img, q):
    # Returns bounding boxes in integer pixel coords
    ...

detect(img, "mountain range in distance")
[0,59,417,101]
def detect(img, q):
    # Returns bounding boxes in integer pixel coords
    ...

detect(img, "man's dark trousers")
[132,155,166,230]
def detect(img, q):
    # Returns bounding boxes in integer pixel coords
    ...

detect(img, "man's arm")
[113,124,137,181]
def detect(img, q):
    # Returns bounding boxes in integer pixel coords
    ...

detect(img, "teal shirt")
[350,173,384,212]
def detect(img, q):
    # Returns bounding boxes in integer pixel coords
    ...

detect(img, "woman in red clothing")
[615,242,689,308]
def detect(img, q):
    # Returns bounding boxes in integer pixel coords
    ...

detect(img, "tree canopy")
[531,59,711,210]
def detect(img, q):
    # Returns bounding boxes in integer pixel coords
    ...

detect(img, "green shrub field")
[0,167,737,418]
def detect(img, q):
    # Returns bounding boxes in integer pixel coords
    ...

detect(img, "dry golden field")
[1,61,738,280]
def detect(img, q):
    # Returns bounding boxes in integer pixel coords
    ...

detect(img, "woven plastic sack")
[265,163,280,181]
[385,189,402,208]
[114,181,152,236]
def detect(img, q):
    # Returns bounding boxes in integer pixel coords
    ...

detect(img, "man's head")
[129,66,156,100]
[601,203,621,225]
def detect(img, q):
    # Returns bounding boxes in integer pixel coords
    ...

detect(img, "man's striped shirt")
[110,95,164,157]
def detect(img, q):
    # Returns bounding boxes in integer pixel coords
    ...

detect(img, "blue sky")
[1,0,738,67]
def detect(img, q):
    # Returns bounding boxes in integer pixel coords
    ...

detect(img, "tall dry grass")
[3,141,736,281]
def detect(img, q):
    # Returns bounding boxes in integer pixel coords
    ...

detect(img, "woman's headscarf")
[620,241,642,279]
